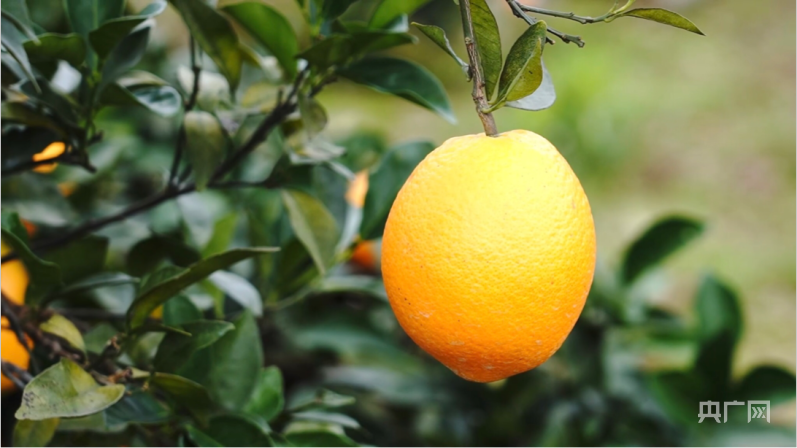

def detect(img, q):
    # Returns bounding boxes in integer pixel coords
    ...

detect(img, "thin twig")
[516,3,611,24]
[1,361,32,388]
[459,0,498,136]
[506,0,585,47]
[169,38,202,188]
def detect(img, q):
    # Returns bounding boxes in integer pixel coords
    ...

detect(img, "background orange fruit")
[382,130,596,383]
[345,171,382,273]
[33,142,65,174]
[1,242,31,392]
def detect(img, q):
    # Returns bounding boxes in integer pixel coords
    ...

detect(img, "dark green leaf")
[23,33,86,68]
[151,373,215,424]
[281,189,340,276]
[370,0,430,30]
[298,32,415,72]
[100,71,182,117]
[206,414,273,447]
[163,295,202,327]
[1,15,39,91]
[338,56,454,123]
[505,60,555,111]
[127,235,200,277]
[1,102,64,135]
[41,235,108,284]
[15,359,125,420]
[12,418,59,447]
[105,391,171,427]
[209,271,263,316]
[617,8,704,35]
[184,110,227,190]
[1,219,62,304]
[63,0,125,39]
[100,24,151,90]
[321,0,358,21]
[126,247,278,330]
[2,10,38,44]
[170,0,243,91]
[412,23,467,72]
[470,0,501,100]
[735,366,796,405]
[286,428,358,447]
[493,21,546,107]
[89,0,167,59]
[40,314,86,355]
[621,216,704,284]
[695,274,742,344]
[186,426,224,447]
[360,141,433,239]
[154,320,235,372]
[222,2,298,79]
[1,0,33,29]
[244,366,284,422]
[694,331,735,398]
[52,272,138,300]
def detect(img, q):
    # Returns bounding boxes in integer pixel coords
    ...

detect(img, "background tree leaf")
[154,320,235,372]
[469,0,501,100]
[184,110,227,190]
[281,189,340,276]
[205,414,273,447]
[126,247,278,329]
[695,274,742,345]
[151,373,215,424]
[12,418,59,447]
[244,366,285,423]
[494,21,546,106]
[506,59,555,111]
[89,0,167,59]
[15,359,125,420]
[411,23,467,72]
[63,0,125,40]
[208,271,264,316]
[163,294,203,326]
[338,56,454,123]
[186,425,224,447]
[222,2,298,79]
[169,0,243,91]
[1,15,39,91]
[369,0,431,30]
[99,24,151,91]
[735,366,796,405]
[616,8,705,35]
[621,216,704,284]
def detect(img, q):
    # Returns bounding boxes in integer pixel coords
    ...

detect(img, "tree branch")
[1,361,32,388]
[516,3,611,25]
[459,0,498,136]
[506,0,586,47]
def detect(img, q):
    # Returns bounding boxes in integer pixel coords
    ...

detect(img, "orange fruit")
[382,130,596,382]
[1,241,31,392]
[33,142,66,174]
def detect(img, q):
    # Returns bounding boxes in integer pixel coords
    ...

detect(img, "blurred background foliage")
[1,0,794,446]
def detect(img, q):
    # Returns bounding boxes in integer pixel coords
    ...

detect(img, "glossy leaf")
[12,418,59,447]
[101,82,182,116]
[206,414,273,447]
[412,23,467,72]
[15,359,125,420]
[493,21,546,107]
[151,373,215,423]
[53,272,138,300]
[163,295,203,326]
[63,0,125,39]
[244,366,285,422]
[105,391,171,427]
[209,271,264,316]
[506,60,555,111]
[470,0,501,100]
[170,0,243,91]
[100,24,151,90]
[154,320,235,372]
[23,33,86,68]
[89,0,167,59]
[222,2,298,79]
[360,141,434,239]
[621,216,704,284]
[286,427,358,447]
[40,314,86,355]
[370,0,430,30]
[184,110,227,190]
[126,247,278,329]
[282,189,340,276]
[617,8,704,35]
[339,56,454,123]
[293,411,360,429]
[1,15,39,91]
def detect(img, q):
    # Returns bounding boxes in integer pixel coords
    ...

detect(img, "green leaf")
[105,391,171,428]
[151,373,215,424]
[316,276,387,301]
[222,2,298,79]
[100,71,182,117]
[180,310,264,411]
[493,21,546,107]
[1,15,39,92]
[209,271,263,316]
[202,213,239,258]
[63,0,125,39]
[244,366,284,422]
[338,56,454,123]
[360,141,434,239]
[289,389,355,410]
[12,418,59,447]
[15,359,125,420]
[286,426,358,447]
[321,0,358,21]
[297,31,415,72]
[41,235,108,284]
[370,0,430,30]
[23,33,86,68]
[621,216,704,284]
[298,94,328,139]
[186,426,224,447]
[281,189,340,276]
[1,0,33,29]
[470,0,501,100]
[127,235,200,277]
[163,295,202,326]
[170,0,243,91]
[54,272,138,300]
[40,314,86,355]
[126,247,278,330]
[154,320,235,372]
[412,23,467,72]
[616,8,704,35]
[206,415,273,447]
[735,366,796,405]
[293,411,360,429]
[695,274,742,345]
[184,110,227,190]
[89,0,167,59]
[99,24,151,91]
[505,59,555,111]
[1,217,62,304]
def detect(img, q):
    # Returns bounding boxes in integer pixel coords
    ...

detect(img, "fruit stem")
[459,0,499,137]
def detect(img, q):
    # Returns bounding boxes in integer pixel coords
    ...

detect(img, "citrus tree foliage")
[0,0,793,447]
